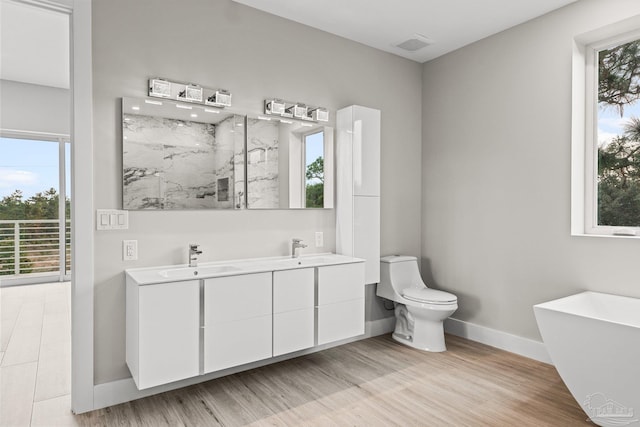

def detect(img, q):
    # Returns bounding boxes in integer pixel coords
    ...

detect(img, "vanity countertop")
[126,253,364,285]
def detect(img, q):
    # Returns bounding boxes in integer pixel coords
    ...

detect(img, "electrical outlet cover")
[123,240,138,261]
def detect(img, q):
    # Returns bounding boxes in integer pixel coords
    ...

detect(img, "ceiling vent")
[395,34,433,52]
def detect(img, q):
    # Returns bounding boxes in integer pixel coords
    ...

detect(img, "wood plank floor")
[2,281,590,426]
[78,336,589,426]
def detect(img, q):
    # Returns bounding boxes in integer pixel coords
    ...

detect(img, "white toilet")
[377,255,457,352]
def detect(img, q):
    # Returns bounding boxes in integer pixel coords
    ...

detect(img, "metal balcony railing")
[0,219,71,280]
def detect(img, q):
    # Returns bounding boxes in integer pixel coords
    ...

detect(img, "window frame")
[573,18,640,237]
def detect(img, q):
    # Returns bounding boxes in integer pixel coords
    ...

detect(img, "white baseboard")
[93,317,396,411]
[365,316,395,336]
[444,317,551,364]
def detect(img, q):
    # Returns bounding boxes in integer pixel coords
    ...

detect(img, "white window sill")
[571,232,640,240]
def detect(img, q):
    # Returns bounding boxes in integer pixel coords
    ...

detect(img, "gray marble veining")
[123,114,242,209]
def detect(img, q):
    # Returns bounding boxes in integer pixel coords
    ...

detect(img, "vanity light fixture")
[264,98,329,123]
[144,99,163,106]
[178,84,203,103]
[204,108,220,114]
[131,106,140,111]
[287,103,308,119]
[265,99,286,115]
[176,104,193,110]
[149,78,171,98]
[148,78,232,109]
[190,113,198,118]
[257,116,272,121]
[206,89,232,107]
[280,119,293,124]
[308,107,329,122]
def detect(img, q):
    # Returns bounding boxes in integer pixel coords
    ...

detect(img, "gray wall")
[0,79,70,135]
[92,0,421,384]
[421,0,640,341]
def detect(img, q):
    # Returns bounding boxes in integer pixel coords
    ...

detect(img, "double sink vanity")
[126,253,365,390]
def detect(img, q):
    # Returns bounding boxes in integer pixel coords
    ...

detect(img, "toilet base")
[390,302,456,352]
[392,321,447,352]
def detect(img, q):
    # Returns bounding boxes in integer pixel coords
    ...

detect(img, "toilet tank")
[377,255,424,302]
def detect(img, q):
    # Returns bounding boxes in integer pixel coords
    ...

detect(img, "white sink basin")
[266,256,335,268]
[158,265,242,279]
[127,253,364,285]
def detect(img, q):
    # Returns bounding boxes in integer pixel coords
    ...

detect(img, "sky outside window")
[0,137,60,199]
[598,103,640,147]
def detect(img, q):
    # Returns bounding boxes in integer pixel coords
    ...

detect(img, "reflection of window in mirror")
[304,130,324,208]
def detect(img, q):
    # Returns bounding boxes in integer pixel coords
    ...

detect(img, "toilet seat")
[402,287,457,305]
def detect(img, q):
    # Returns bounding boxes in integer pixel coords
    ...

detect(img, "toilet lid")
[402,288,457,304]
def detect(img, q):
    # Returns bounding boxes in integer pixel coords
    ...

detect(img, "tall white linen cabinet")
[336,105,381,285]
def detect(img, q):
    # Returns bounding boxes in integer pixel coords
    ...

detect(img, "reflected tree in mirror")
[304,131,324,208]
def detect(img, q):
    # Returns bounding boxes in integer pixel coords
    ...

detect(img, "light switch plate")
[97,209,129,230]
[315,232,324,248]
[123,240,138,261]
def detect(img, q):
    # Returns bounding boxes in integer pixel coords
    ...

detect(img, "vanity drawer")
[204,272,272,323]
[204,315,272,373]
[203,272,273,373]
[273,268,315,313]
[316,298,365,345]
[273,308,314,356]
[317,263,365,306]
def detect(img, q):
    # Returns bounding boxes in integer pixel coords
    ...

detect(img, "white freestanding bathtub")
[534,292,640,427]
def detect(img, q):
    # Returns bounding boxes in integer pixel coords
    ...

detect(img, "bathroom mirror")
[246,116,334,209]
[122,97,246,209]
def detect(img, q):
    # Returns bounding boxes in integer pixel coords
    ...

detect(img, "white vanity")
[125,254,365,390]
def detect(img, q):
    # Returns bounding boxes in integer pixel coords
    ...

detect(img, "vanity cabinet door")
[273,268,315,356]
[316,263,365,345]
[126,279,200,390]
[203,273,272,373]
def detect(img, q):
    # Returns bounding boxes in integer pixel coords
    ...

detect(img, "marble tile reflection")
[246,118,280,208]
[123,114,240,209]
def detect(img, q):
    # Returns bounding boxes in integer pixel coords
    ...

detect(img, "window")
[573,18,640,237]
[594,38,640,231]
[303,130,324,208]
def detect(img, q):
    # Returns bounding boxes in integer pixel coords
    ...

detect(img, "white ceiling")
[232,0,578,63]
[0,0,578,90]
[0,1,69,89]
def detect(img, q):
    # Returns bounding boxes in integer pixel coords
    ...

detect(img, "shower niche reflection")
[121,97,334,210]
[122,97,245,209]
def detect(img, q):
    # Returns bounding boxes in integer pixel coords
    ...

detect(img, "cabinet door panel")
[354,195,380,284]
[204,315,272,373]
[317,299,365,345]
[273,308,314,356]
[138,280,200,389]
[352,106,380,197]
[204,273,271,324]
[273,268,314,313]
[317,263,365,306]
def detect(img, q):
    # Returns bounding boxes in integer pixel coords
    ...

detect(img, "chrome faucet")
[189,243,202,267]
[291,238,307,258]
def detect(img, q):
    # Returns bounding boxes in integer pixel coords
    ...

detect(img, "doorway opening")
[0,134,71,285]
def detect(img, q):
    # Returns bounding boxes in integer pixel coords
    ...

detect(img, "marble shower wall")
[123,113,242,209]
[246,118,280,208]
